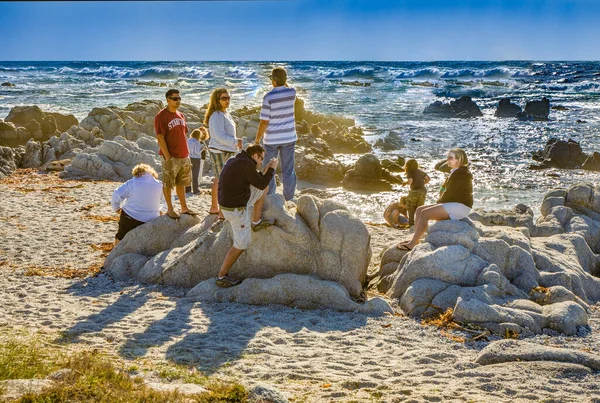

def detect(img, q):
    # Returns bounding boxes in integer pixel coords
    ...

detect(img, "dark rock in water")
[424,96,482,118]
[410,138,421,142]
[528,163,550,170]
[517,111,534,121]
[552,105,568,111]
[577,120,587,124]
[582,152,600,172]
[342,154,400,192]
[495,98,522,118]
[339,80,371,87]
[1,82,16,87]
[374,130,404,151]
[133,80,167,87]
[381,159,404,172]
[540,138,584,169]
[435,159,451,173]
[525,97,551,121]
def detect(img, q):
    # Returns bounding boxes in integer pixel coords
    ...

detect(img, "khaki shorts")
[162,157,192,189]
[210,151,235,178]
[221,186,266,250]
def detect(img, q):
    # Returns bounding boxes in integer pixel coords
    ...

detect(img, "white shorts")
[442,202,471,220]
[221,186,267,250]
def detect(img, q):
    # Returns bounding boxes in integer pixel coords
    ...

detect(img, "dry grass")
[0,331,248,403]
[91,243,114,259]
[41,184,85,192]
[421,307,491,343]
[23,263,103,279]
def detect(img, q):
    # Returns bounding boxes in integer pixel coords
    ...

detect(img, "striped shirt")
[259,86,297,145]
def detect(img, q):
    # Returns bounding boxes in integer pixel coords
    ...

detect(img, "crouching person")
[216,144,278,287]
[111,164,165,245]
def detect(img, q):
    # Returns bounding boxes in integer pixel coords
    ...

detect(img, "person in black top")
[397,148,473,251]
[402,159,430,227]
[216,144,278,287]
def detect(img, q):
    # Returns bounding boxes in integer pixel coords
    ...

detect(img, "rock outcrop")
[371,183,600,336]
[423,96,483,118]
[3,106,78,146]
[525,97,551,121]
[106,195,380,312]
[494,98,522,118]
[342,154,401,192]
[0,146,17,178]
[531,138,590,170]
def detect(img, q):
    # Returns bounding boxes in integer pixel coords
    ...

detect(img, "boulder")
[20,139,43,168]
[342,154,400,192]
[49,112,78,132]
[424,96,483,118]
[106,194,372,299]
[0,146,17,178]
[582,152,600,172]
[494,98,522,118]
[524,97,551,121]
[1,81,16,87]
[533,138,585,169]
[375,207,600,335]
[0,117,39,147]
[5,105,58,140]
[374,130,404,151]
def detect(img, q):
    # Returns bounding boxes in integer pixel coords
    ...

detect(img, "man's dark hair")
[270,67,287,86]
[165,89,180,99]
[246,144,265,158]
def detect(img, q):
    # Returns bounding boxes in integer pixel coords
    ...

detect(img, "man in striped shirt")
[254,66,297,201]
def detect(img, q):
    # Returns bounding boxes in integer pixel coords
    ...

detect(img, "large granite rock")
[3,106,78,147]
[342,154,401,192]
[494,98,522,118]
[0,120,32,147]
[374,130,404,151]
[62,135,161,181]
[372,184,600,336]
[106,195,372,300]
[424,96,483,118]
[531,138,586,169]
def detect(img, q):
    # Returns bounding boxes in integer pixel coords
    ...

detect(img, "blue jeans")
[263,141,297,201]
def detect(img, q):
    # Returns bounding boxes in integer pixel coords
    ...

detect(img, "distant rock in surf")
[494,98,522,118]
[423,95,483,118]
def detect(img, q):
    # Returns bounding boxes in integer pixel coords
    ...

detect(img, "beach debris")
[23,263,102,279]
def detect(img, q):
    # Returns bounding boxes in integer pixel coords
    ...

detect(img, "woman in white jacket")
[205,88,242,218]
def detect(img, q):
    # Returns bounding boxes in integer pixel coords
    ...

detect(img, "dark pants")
[185,157,201,193]
[115,210,145,241]
[406,189,427,226]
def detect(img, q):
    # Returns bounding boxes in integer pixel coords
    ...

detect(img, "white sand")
[1,169,600,402]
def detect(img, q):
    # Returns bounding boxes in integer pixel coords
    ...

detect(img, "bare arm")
[424,174,431,185]
[402,178,413,187]
[255,120,269,144]
[157,134,171,160]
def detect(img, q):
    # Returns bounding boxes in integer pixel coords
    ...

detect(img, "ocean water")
[2,61,600,221]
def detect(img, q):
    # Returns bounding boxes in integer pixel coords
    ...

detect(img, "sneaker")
[251,218,275,232]
[216,276,242,288]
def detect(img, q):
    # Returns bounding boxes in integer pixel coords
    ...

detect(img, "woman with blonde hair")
[205,88,242,217]
[111,163,165,245]
[397,148,473,251]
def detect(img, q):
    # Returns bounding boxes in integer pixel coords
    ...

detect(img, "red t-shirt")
[154,109,189,158]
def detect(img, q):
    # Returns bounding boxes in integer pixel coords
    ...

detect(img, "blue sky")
[1,0,599,61]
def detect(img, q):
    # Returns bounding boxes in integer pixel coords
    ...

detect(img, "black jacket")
[218,150,275,208]
[437,166,473,208]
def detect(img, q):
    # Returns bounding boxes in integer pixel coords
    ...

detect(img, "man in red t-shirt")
[155,89,198,219]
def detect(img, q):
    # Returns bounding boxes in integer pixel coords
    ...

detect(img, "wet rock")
[581,152,600,172]
[525,97,551,120]
[374,130,404,151]
[494,98,522,118]
[1,81,16,87]
[342,154,400,192]
[533,138,585,169]
[424,96,483,118]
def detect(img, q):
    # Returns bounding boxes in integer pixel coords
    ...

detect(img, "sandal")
[396,244,413,251]
[166,210,180,219]
[208,211,219,215]
[216,276,243,288]
[181,210,199,216]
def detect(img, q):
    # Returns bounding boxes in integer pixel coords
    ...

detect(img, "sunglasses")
[168,97,181,101]
[220,96,231,101]
[447,155,456,160]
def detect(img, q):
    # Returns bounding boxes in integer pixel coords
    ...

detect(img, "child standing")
[186,127,210,194]
[402,159,430,228]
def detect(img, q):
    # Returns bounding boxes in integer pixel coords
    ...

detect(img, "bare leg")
[403,204,449,249]
[398,205,426,244]
[176,185,189,212]
[163,186,178,217]
[210,178,221,216]
[252,190,268,223]
[218,246,245,277]
[114,238,120,246]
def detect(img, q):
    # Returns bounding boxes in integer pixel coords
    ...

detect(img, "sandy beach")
[1,169,599,402]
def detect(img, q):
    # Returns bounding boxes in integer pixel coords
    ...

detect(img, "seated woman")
[383,196,410,228]
[111,163,166,245]
[396,148,473,251]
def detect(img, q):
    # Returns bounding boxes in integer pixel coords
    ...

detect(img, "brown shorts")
[162,157,192,189]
